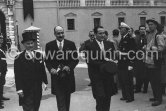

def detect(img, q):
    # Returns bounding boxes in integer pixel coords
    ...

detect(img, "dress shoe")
[151,101,162,106]
[0,105,4,109]
[126,99,134,103]
[88,83,91,86]
[120,98,126,101]
[149,98,156,102]
[2,96,10,101]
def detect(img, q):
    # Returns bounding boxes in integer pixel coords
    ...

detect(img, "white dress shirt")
[96,40,105,51]
[57,40,64,50]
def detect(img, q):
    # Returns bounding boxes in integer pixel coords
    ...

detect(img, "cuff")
[17,90,23,94]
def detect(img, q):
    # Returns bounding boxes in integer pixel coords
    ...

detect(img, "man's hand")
[151,46,158,51]
[18,92,24,98]
[50,68,57,75]
[128,66,133,71]
[62,66,70,72]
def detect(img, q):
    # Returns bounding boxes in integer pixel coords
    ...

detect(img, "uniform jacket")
[86,40,116,98]
[0,49,7,85]
[118,33,136,70]
[45,39,79,95]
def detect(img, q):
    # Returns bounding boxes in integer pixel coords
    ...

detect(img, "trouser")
[96,97,111,111]
[56,92,71,111]
[22,83,42,111]
[146,67,162,102]
[135,77,149,92]
[135,61,149,91]
[118,70,134,100]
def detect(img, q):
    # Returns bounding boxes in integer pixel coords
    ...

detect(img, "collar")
[56,39,64,44]
[96,39,103,44]
[56,39,64,47]
[26,50,34,58]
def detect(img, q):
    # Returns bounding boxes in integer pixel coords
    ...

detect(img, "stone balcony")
[58,0,166,7]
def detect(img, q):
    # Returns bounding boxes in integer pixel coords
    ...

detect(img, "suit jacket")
[0,49,7,85]
[14,50,48,105]
[79,39,93,52]
[45,39,79,95]
[86,40,115,98]
[118,33,136,70]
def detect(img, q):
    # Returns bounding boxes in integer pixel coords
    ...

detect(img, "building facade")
[1,0,166,51]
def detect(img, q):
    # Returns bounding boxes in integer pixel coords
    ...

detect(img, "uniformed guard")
[0,34,8,109]
[118,22,136,103]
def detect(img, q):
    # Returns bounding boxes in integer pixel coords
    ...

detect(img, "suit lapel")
[93,40,101,51]
[62,39,67,51]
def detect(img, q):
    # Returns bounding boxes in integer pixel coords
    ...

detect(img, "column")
[128,0,133,6]
[150,0,154,6]
[105,0,110,6]
[80,0,85,6]
[36,32,40,50]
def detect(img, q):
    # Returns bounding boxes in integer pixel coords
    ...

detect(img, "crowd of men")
[79,18,166,110]
[0,18,166,111]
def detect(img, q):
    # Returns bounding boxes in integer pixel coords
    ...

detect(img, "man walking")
[86,26,116,111]
[45,26,79,111]
[14,32,48,111]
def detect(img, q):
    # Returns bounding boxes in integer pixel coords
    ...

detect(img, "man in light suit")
[14,32,48,111]
[86,26,116,111]
[45,26,79,111]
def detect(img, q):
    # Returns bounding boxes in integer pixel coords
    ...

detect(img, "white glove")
[128,66,133,71]
[42,83,47,91]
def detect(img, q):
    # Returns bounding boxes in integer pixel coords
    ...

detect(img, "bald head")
[54,26,65,42]
[54,26,64,33]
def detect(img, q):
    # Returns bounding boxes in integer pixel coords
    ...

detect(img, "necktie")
[59,42,62,50]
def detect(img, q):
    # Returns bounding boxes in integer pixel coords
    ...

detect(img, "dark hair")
[112,29,119,36]
[134,30,140,35]
[93,26,104,34]
[89,31,94,35]
[157,24,164,34]
[105,31,108,36]
[139,25,146,30]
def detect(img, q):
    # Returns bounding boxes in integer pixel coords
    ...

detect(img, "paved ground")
[2,63,166,111]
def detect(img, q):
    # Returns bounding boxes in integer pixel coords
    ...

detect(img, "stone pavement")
[2,62,166,111]
[2,85,166,111]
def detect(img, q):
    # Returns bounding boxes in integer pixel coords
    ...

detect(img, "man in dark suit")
[79,30,95,86]
[45,26,79,111]
[118,22,136,103]
[79,30,95,52]
[86,26,116,111]
[14,32,48,111]
[134,26,149,93]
